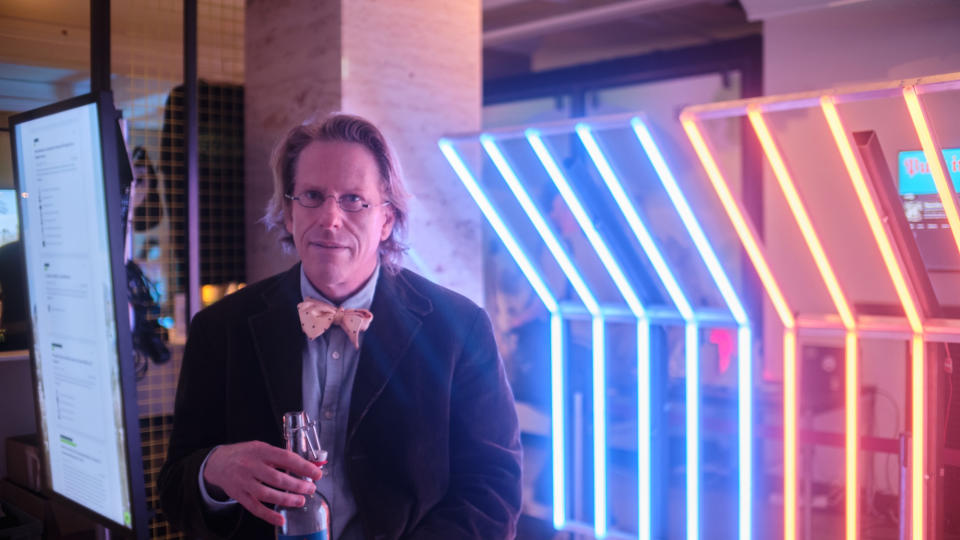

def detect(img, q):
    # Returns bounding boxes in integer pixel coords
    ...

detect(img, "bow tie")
[297,298,374,349]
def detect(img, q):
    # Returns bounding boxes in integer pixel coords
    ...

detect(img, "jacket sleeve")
[157,309,244,538]
[404,308,523,540]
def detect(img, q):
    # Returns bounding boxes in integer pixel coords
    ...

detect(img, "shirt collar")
[300,262,380,311]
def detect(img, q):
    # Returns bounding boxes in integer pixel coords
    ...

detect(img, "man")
[158,113,522,539]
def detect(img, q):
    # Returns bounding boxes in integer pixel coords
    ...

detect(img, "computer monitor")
[9,92,147,538]
[897,147,960,271]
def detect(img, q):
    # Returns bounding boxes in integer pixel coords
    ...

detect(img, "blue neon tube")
[477,136,607,531]
[526,130,656,538]
[439,139,568,528]
[631,117,753,540]
[576,123,702,540]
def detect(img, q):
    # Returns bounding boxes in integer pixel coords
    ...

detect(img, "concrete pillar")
[245,0,483,304]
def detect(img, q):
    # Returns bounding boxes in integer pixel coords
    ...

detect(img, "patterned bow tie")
[297,298,374,349]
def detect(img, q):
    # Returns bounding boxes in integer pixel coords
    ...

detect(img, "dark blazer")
[158,264,522,539]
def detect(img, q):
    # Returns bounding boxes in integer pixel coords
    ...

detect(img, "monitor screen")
[0,189,17,247]
[897,148,960,271]
[10,93,144,536]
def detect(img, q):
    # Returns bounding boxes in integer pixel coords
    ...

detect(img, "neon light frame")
[682,71,960,540]
[574,124,701,540]
[629,116,753,540]
[746,107,860,540]
[438,140,568,528]
[681,115,798,540]
[442,114,752,540]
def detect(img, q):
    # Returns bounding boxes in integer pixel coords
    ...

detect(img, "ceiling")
[0,0,760,117]
[482,0,760,77]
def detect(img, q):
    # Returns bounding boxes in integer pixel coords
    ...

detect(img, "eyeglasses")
[285,191,390,213]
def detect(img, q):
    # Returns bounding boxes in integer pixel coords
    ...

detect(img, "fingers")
[235,491,285,527]
[248,481,308,509]
[202,440,324,527]
[260,445,323,481]
[254,464,317,496]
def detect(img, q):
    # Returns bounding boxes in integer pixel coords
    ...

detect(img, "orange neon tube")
[819,97,925,334]
[911,334,925,540]
[748,106,860,540]
[682,113,798,540]
[822,95,927,539]
[844,331,859,540]
[783,329,797,540]
[747,108,856,330]
[681,114,794,328]
[903,86,960,261]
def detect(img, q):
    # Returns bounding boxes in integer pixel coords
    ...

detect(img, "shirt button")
[331,351,340,359]
[324,410,334,420]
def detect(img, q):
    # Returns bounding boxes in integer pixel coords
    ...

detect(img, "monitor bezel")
[9,91,148,539]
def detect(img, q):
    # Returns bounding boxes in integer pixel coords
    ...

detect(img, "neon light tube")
[526,129,648,538]
[575,122,701,540]
[749,108,861,540]
[683,114,800,540]
[636,322,651,540]
[783,329,798,540]
[632,116,754,540]
[592,317,607,538]
[684,322,700,540]
[439,139,567,527]
[747,109,856,331]
[903,86,960,260]
[480,136,601,315]
[526,130,645,318]
[737,325,752,540]
[911,334,924,540]
[821,95,929,540]
[680,115,795,329]
[575,124,692,319]
[845,331,859,540]
[438,140,558,313]
[550,312,565,529]
[630,117,749,325]
[820,98,924,334]
[478,135,608,533]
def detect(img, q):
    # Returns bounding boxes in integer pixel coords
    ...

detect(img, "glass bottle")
[276,411,331,540]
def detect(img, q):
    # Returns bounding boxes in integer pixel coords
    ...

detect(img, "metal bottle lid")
[281,411,324,463]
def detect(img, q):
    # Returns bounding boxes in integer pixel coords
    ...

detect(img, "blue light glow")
[738,325,753,540]
[526,130,645,318]
[576,123,699,540]
[440,139,568,528]
[443,116,755,540]
[550,313,566,528]
[439,139,557,312]
[475,136,611,530]
[685,322,700,540]
[630,118,749,325]
[575,124,693,321]
[631,117,753,540]
[525,129,655,539]
[480,135,601,315]
[636,322,652,540]
[592,318,607,539]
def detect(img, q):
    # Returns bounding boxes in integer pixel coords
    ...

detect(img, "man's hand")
[203,441,322,527]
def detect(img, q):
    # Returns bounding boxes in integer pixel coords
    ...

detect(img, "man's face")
[285,141,395,302]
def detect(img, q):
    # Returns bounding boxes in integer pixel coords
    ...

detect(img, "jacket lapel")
[249,264,305,435]
[348,269,430,442]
